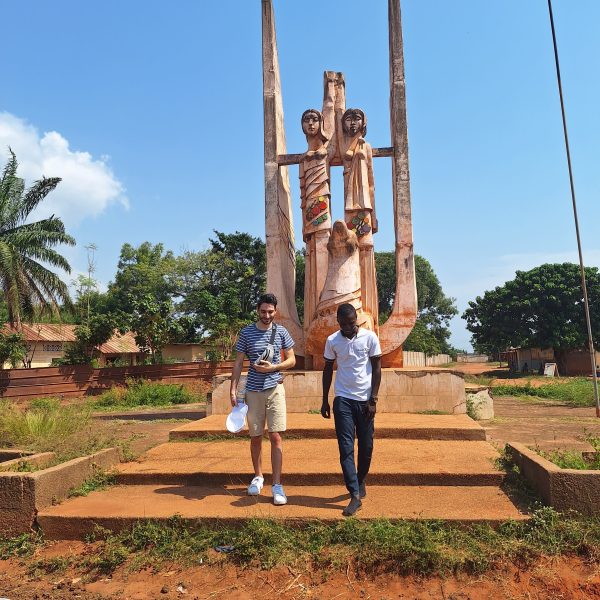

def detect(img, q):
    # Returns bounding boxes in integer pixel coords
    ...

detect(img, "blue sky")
[2,1,599,350]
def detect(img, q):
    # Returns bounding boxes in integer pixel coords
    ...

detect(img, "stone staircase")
[37,414,528,539]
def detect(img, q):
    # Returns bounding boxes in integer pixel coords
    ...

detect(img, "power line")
[547,0,600,417]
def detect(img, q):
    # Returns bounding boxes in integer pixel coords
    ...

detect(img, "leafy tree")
[129,293,181,363]
[0,149,74,327]
[0,331,27,368]
[173,231,266,358]
[62,313,123,365]
[107,242,176,316]
[376,253,458,354]
[463,263,600,362]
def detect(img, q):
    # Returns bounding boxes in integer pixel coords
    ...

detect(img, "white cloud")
[0,112,128,226]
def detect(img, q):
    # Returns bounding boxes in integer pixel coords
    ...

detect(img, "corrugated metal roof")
[98,331,141,355]
[2,323,78,342]
[2,323,142,354]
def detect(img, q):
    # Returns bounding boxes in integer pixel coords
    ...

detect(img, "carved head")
[342,108,367,137]
[301,109,324,139]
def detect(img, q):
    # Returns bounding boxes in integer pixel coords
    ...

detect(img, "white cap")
[226,402,248,433]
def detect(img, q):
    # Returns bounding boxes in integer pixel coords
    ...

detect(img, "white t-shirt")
[324,328,382,402]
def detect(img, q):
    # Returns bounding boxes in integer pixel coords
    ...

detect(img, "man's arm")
[366,355,382,420]
[321,359,334,419]
[253,348,296,373]
[230,351,246,407]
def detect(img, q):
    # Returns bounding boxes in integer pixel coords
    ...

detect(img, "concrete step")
[169,413,487,442]
[116,439,503,487]
[37,483,528,540]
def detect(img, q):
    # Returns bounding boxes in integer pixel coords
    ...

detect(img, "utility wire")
[547,0,600,417]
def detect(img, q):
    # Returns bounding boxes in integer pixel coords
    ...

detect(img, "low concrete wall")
[507,443,600,516]
[209,368,466,416]
[0,447,120,536]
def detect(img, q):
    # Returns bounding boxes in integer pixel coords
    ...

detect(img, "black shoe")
[342,495,362,517]
[359,481,366,499]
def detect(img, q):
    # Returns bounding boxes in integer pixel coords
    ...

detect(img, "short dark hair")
[337,303,357,319]
[257,293,278,309]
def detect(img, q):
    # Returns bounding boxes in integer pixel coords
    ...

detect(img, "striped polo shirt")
[235,323,294,391]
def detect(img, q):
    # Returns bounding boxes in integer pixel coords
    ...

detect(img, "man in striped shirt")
[230,293,296,505]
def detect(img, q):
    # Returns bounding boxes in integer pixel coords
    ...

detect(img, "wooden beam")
[277,146,394,166]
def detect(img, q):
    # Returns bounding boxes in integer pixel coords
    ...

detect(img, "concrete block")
[507,443,600,516]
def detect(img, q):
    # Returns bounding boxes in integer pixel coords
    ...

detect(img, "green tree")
[107,242,176,316]
[173,231,266,358]
[129,294,181,363]
[62,313,123,365]
[375,253,458,354]
[463,263,600,362]
[0,331,27,368]
[0,149,74,327]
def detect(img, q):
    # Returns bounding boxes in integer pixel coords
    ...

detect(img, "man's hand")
[366,399,377,420]
[230,391,237,407]
[321,401,331,419]
[253,360,275,373]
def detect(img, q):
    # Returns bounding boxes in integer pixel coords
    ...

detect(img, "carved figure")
[305,220,373,360]
[300,74,337,350]
[339,108,379,329]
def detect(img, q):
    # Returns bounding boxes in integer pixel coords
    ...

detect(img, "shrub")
[90,379,207,411]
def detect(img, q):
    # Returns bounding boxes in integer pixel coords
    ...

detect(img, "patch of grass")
[90,379,208,411]
[0,532,43,560]
[0,399,129,465]
[537,434,600,470]
[492,378,596,407]
[416,410,451,415]
[464,374,494,386]
[28,556,71,576]
[82,509,600,576]
[465,395,477,419]
[68,469,117,497]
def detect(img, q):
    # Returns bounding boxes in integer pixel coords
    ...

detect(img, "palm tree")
[0,149,75,328]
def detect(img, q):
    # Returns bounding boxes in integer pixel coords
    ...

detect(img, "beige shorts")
[245,384,286,436]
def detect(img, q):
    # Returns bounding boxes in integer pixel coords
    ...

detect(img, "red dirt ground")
[1,543,599,600]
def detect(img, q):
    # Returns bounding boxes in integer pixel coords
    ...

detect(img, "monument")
[262,0,417,370]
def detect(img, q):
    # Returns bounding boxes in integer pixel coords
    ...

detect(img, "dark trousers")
[333,396,374,497]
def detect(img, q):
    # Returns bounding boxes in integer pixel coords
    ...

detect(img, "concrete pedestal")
[208,368,466,415]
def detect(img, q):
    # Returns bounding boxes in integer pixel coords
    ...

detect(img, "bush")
[0,399,119,463]
[90,379,207,411]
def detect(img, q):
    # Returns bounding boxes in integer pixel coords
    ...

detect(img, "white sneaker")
[247,476,264,496]
[272,484,287,506]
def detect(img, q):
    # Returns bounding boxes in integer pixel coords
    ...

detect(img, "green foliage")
[0,330,27,368]
[463,263,600,354]
[81,509,600,575]
[376,253,458,354]
[0,398,89,446]
[0,149,75,326]
[492,378,596,407]
[90,380,204,411]
[0,532,43,559]
[60,313,123,365]
[129,294,181,363]
[68,469,117,497]
[173,231,266,358]
[0,398,118,462]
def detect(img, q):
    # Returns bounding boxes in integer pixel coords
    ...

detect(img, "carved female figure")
[339,108,379,329]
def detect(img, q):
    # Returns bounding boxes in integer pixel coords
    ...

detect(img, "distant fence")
[456,354,489,363]
[403,352,452,367]
[0,361,246,404]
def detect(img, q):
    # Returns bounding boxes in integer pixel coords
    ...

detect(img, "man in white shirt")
[321,303,382,516]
